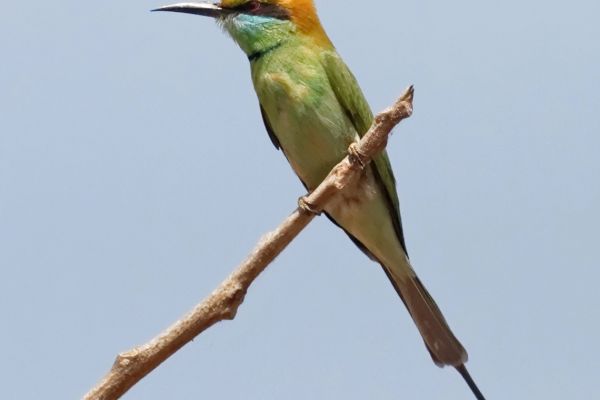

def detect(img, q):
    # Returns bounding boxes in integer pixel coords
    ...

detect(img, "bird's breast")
[252,45,358,190]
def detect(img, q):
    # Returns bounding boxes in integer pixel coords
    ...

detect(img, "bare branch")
[83,86,414,400]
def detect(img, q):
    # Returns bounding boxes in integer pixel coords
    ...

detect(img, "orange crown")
[219,0,331,45]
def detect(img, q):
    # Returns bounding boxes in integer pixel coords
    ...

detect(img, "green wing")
[320,51,408,254]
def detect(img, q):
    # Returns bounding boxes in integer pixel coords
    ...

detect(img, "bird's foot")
[297,196,321,216]
[347,142,367,169]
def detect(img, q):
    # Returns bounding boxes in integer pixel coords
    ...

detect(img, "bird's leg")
[347,142,367,169]
[297,196,322,216]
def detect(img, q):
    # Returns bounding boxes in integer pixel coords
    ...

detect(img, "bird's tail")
[382,264,467,367]
[381,262,486,399]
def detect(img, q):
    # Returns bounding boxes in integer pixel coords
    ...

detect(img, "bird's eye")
[234,0,290,20]
[248,1,261,12]
[237,0,262,14]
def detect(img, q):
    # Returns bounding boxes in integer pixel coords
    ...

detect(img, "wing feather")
[320,51,408,254]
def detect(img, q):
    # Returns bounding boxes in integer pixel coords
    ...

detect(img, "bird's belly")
[326,167,406,268]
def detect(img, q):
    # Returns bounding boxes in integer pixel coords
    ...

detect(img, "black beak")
[151,2,231,18]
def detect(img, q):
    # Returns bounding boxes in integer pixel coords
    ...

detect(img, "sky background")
[1,1,599,399]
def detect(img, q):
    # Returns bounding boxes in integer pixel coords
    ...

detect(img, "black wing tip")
[456,365,486,400]
[259,105,281,150]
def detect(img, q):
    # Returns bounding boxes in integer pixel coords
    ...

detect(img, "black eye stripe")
[235,1,290,20]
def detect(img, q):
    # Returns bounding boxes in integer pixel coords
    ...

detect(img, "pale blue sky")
[1,1,599,399]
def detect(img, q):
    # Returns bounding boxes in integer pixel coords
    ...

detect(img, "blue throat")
[222,14,295,60]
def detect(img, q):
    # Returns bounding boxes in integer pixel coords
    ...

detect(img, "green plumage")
[250,35,408,265]
[229,16,470,373]
[155,3,485,397]
[220,11,470,373]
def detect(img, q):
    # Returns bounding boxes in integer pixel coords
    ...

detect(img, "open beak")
[151,2,231,18]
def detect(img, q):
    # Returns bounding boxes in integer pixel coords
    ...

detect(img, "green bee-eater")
[154,1,484,398]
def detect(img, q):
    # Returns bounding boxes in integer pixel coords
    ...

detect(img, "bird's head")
[153,1,331,57]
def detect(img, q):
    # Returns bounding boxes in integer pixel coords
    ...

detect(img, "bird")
[153,1,485,398]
